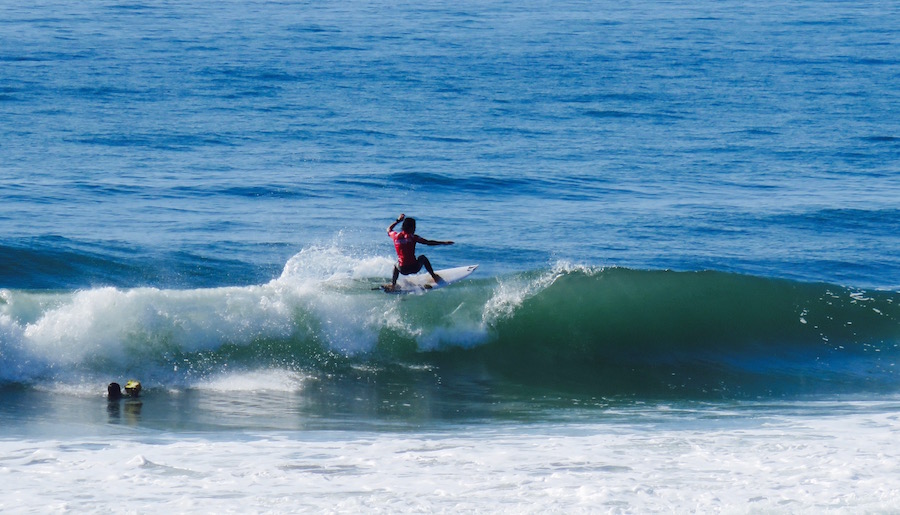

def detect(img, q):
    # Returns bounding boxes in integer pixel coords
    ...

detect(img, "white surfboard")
[381,265,478,294]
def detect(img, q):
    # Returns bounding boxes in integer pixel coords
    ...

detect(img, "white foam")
[11,284,297,364]
[278,244,394,284]
[3,404,900,513]
[482,261,600,325]
[193,369,307,393]
[0,246,494,384]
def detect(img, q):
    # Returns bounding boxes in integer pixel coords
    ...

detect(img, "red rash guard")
[389,231,424,267]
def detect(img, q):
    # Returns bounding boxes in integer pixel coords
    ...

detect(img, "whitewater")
[5,410,900,513]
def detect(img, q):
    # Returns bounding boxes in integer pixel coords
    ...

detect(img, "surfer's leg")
[391,264,400,287]
[418,255,443,284]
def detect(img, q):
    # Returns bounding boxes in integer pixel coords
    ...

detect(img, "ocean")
[1,0,899,512]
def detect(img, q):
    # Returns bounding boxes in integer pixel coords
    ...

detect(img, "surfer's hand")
[397,214,405,221]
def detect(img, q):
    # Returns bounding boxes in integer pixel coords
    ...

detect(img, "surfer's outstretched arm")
[416,237,454,246]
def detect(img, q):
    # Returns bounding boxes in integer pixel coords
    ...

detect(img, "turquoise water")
[1,0,899,511]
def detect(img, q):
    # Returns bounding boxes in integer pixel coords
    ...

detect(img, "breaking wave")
[1,247,897,398]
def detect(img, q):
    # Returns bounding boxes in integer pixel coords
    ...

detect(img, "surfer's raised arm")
[387,214,405,234]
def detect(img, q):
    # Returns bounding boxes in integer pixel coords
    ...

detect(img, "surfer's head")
[124,380,142,397]
[107,382,123,400]
[401,217,416,233]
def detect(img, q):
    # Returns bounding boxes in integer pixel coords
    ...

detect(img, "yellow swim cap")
[124,380,142,396]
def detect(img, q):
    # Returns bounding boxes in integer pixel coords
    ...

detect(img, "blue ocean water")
[1,0,900,511]
[4,0,898,290]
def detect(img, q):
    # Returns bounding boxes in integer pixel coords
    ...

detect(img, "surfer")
[107,380,142,399]
[386,214,454,292]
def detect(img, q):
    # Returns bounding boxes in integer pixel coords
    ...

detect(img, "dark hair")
[401,217,416,233]
[108,382,123,399]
